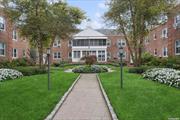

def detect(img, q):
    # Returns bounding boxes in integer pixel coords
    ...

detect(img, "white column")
[105,49,107,62]
[80,50,83,58]
[96,50,98,62]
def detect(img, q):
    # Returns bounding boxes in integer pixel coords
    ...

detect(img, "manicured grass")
[99,67,180,120]
[0,69,78,120]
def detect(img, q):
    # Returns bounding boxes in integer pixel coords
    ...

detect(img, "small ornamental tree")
[81,55,97,66]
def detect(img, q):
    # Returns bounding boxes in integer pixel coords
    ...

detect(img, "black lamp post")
[47,48,51,90]
[119,46,124,89]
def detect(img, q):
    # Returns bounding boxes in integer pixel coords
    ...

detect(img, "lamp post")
[119,46,124,89]
[47,48,51,90]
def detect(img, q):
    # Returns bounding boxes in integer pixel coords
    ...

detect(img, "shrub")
[81,55,97,66]
[128,66,150,74]
[0,69,23,81]
[14,67,47,76]
[143,68,180,88]
[0,58,35,68]
[72,65,108,73]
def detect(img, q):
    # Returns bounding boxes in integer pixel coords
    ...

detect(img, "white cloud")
[98,2,107,9]
[95,12,101,18]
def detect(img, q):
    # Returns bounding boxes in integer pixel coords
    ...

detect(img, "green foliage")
[128,66,150,74]
[105,0,175,66]
[0,58,35,68]
[14,67,47,76]
[72,65,108,73]
[142,52,180,69]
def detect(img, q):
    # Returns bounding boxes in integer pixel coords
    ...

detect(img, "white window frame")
[117,39,126,47]
[73,51,80,58]
[0,42,5,56]
[161,28,168,38]
[53,52,61,59]
[162,47,168,57]
[107,39,111,47]
[13,48,18,58]
[153,33,157,40]
[53,40,61,47]
[175,40,180,55]
[174,14,180,24]
[12,29,18,41]
[68,52,72,59]
[0,16,5,31]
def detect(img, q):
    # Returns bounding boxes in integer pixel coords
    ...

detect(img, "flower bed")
[0,69,23,81]
[143,68,180,88]
[72,65,108,73]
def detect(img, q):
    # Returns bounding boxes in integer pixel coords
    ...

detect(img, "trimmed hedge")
[72,65,108,73]
[14,67,47,76]
[128,66,151,74]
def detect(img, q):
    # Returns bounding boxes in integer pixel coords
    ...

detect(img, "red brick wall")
[0,8,30,61]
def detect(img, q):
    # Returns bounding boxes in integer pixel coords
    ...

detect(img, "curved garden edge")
[44,75,81,120]
[96,74,118,120]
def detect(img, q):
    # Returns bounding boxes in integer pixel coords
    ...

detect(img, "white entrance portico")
[72,28,108,62]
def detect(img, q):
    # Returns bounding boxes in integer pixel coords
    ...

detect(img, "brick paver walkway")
[53,74,112,120]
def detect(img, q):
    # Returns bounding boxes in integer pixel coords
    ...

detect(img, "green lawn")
[99,67,180,120]
[0,69,78,120]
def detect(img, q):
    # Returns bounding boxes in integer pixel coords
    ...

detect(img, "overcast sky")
[67,0,109,29]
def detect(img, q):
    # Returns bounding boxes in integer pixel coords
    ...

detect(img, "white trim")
[0,42,6,56]
[12,48,18,59]
[0,16,5,31]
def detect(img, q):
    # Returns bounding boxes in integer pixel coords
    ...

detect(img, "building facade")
[144,4,180,58]
[50,28,130,63]
[0,8,30,61]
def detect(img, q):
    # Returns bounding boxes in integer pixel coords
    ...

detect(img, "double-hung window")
[0,16,5,31]
[13,48,18,58]
[12,29,18,40]
[53,52,61,59]
[0,42,5,56]
[175,40,180,55]
[161,28,168,38]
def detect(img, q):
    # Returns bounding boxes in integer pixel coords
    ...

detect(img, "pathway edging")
[44,75,81,120]
[96,74,119,120]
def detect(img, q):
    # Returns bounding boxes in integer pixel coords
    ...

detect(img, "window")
[12,29,17,40]
[163,47,168,57]
[0,16,5,31]
[73,51,80,58]
[175,14,180,24]
[98,50,105,61]
[161,28,168,38]
[175,40,180,55]
[13,48,18,58]
[154,49,157,56]
[107,40,111,47]
[117,39,126,47]
[0,43,5,56]
[145,36,150,44]
[23,50,26,57]
[68,52,72,58]
[72,39,106,46]
[53,40,61,47]
[53,52,61,59]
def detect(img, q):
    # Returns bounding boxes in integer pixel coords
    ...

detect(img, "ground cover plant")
[143,68,180,88]
[99,66,180,120]
[0,68,23,81]
[0,68,78,120]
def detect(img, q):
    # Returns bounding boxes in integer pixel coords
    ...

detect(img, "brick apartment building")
[50,28,130,63]
[0,7,29,61]
[144,4,180,58]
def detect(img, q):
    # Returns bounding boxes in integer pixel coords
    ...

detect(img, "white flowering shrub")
[0,69,23,81]
[143,68,180,88]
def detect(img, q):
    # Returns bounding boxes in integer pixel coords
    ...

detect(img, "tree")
[105,0,175,66]
[2,0,85,68]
